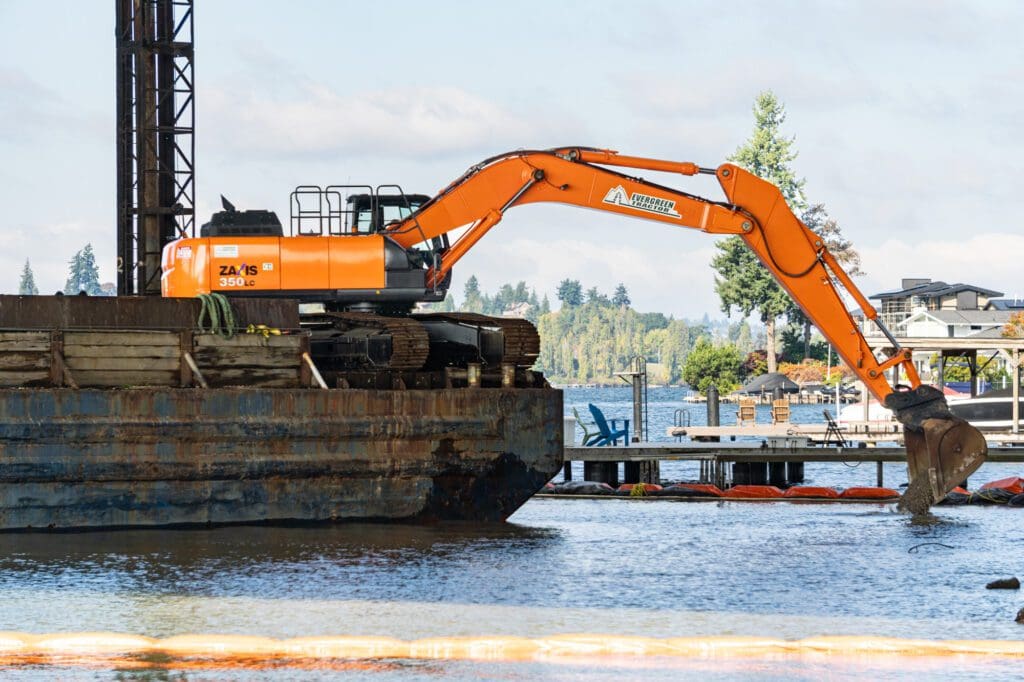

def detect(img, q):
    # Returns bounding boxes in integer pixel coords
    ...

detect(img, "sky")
[0,0,1022,318]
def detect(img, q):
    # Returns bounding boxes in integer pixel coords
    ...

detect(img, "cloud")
[0,67,106,143]
[202,82,570,161]
[858,232,1024,300]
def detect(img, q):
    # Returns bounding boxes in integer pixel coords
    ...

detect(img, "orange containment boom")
[1,631,1023,668]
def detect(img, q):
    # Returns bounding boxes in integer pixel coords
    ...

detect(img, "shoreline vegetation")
[421,277,853,390]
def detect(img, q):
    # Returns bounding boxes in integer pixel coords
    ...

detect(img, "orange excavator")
[161,146,987,511]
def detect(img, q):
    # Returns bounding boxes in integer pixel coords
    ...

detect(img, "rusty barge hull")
[0,387,562,530]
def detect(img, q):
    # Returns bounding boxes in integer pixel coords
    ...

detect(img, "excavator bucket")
[886,386,988,514]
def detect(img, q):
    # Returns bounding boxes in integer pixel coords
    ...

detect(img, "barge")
[0,296,562,530]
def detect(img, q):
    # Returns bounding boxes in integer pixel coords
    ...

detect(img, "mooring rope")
[908,542,956,553]
[195,293,236,339]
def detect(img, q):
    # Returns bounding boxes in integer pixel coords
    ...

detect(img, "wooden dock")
[667,423,1024,445]
[564,443,1024,488]
[565,444,1024,463]
[667,422,902,443]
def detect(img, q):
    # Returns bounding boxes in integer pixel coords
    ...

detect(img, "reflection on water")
[0,502,1021,641]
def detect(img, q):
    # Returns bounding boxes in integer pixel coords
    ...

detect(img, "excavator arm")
[386,147,987,512]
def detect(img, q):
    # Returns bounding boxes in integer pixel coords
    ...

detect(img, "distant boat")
[837,386,969,425]
[837,399,893,425]
[948,389,1024,431]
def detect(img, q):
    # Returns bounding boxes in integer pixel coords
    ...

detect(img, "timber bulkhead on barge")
[0,296,562,530]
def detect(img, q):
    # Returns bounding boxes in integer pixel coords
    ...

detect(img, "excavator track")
[413,312,540,367]
[318,311,430,371]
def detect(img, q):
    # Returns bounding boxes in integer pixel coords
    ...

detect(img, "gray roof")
[966,326,1011,339]
[870,280,1003,300]
[736,372,800,395]
[903,309,1011,326]
[987,298,1024,311]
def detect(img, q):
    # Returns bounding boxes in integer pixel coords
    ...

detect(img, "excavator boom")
[385,147,988,511]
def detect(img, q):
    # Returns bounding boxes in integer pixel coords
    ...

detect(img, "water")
[0,387,1021,679]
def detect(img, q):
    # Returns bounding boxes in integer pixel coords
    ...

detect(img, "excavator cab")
[344,189,431,234]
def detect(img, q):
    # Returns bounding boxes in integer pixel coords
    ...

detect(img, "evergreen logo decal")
[602,185,681,218]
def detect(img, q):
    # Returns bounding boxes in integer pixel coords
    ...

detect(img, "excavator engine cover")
[886,385,988,514]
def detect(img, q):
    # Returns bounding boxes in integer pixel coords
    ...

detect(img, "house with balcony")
[865,278,1007,339]
[858,279,1019,386]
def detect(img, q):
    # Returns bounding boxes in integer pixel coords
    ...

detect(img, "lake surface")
[0,386,1021,679]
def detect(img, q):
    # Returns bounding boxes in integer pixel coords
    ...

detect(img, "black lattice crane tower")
[115,0,195,295]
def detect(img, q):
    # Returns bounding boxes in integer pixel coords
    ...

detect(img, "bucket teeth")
[899,417,987,514]
[886,385,988,514]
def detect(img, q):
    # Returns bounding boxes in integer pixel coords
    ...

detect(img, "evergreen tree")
[556,279,582,307]
[65,244,102,295]
[513,281,529,302]
[713,91,806,373]
[585,286,609,306]
[734,321,754,356]
[495,283,515,313]
[612,283,630,307]
[712,236,790,370]
[780,323,827,362]
[786,203,864,357]
[464,275,481,299]
[18,259,38,295]
[64,251,83,294]
[78,244,102,295]
[462,275,484,312]
[539,294,551,316]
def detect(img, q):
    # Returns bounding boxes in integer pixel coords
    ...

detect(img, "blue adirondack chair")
[587,403,630,446]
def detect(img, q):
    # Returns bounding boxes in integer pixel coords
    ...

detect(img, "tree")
[741,349,770,380]
[556,279,582,307]
[712,236,790,371]
[612,283,631,307]
[801,204,861,276]
[18,260,38,295]
[64,244,102,295]
[789,203,864,357]
[779,359,827,385]
[462,275,483,312]
[780,324,827,362]
[585,286,609,306]
[929,352,1010,386]
[729,91,806,209]
[730,320,754,356]
[658,319,693,383]
[682,338,742,394]
[712,91,807,373]
[1003,312,1024,338]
